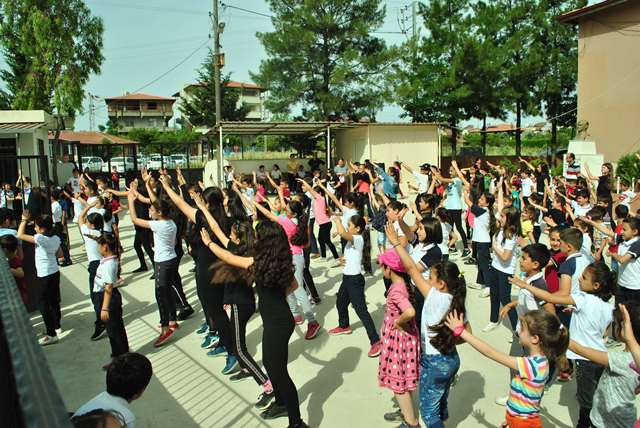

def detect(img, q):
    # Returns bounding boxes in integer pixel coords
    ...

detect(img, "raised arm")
[519,157,535,172]
[332,216,354,242]
[127,183,150,229]
[451,160,470,187]
[583,163,597,182]
[16,213,35,245]
[251,195,279,222]
[193,194,230,248]
[160,175,197,223]
[200,229,253,269]
[431,166,452,185]
[510,276,575,306]
[317,180,342,210]
[298,179,320,200]
[400,162,414,174]
[386,223,432,297]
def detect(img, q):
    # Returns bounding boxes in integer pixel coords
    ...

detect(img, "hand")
[141,166,150,183]
[200,228,213,247]
[392,319,407,333]
[193,192,206,209]
[385,222,399,244]
[198,180,205,190]
[398,207,409,221]
[499,305,512,320]
[619,304,637,344]
[100,309,110,322]
[159,174,169,186]
[517,236,529,247]
[444,310,464,332]
[508,275,528,289]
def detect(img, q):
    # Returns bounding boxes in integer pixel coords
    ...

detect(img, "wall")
[369,125,439,170]
[576,3,640,162]
[16,129,51,185]
[333,127,369,163]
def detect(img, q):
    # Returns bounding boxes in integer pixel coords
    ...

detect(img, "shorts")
[376,230,386,247]
[504,413,542,428]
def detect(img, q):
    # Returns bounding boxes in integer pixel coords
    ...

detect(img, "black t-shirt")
[597,176,612,200]
[353,171,371,185]
[536,173,549,194]
[191,210,219,279]
[256,282,294,329]
[223,241,255,305]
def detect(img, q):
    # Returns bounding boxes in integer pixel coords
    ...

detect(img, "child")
[328,215,382,358]
[617,179,637,208]
[1,234,27,306]
[445,309,568,428]
[610,216,640,305]
[390,224,467,428]
[520,169,535,204]
[568,302,640,428]
[435,207,453,263]
[607,204,630,272]
[557,227,591,296]
[17,214,62,345]
[463,188,494,299]
[485,206,521,332]
[514,262,616,428]
[370,192,388,254]
[569,189,593,218]
[376,249,420,428]
[300,180,339,260]
[574,218,595,263]
[73,352,152,428]
[94,234,129,361]
[51,189,71,266]
[520,205,536,245]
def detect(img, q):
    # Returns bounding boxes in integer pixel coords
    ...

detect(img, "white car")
[103,156,134,173]
[169,154,187,168]
[147,154,163,170]
[136,154,149,169]
[81,156,103,172]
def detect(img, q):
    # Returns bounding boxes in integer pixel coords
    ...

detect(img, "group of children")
[6,152,640,428]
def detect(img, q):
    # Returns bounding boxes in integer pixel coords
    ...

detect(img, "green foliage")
[179,49,249,127]
[550,164,563,177]
[252,0,394,120]
[499,158,517,173]
[615,154,640,185]
[0,0,104,123]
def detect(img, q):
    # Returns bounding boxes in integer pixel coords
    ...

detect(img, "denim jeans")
[419,352,460,428]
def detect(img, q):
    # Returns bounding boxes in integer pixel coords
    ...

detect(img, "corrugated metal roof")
[0,122,46,131]
[213,121,444,136]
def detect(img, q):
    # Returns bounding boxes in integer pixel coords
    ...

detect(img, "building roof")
[49,131,138,145]
[173,81,265,97]
[213,121,444,136]
[0,122,47,132]
[469,123,518,133]
[558,0,631,23]
[105,93,176,102]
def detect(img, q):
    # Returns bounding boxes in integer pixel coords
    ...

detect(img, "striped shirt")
[507,356,549,418]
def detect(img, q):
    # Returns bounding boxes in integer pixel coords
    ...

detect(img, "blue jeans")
[419,353,460,428]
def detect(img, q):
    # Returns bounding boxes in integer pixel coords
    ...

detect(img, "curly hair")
[428,261,467,355]
[210,220,255,286]
[252,220,293,289]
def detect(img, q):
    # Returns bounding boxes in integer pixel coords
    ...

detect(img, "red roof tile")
[49,131,138,145]
[105,93,176,102]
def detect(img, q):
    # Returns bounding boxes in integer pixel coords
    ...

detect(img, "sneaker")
[368,341,383,358]
[461,248,471,258]
[229,370,253,382]
[464,258,477,265]
[131,265,148,273]
[153,329,175,347]
[169,322,179,332]
[467,282,484,290]
[305,321,321,340]
[196,322,209,335]
[254,391,275,410]
[149,272,156,280]
[328,326,352,336]
[38,335,59,346]
[449,247,458,254]
[55,328,62,335]
[482,322,499,332]
[207,345,227,357]
[293,315,304,325]
[395,421,420,428]
[556,370,572,382]
[260,402,288,420]
[222,355,239,375]
[384,409,403,422]
[200,333,220,349]
[90,324,106,341]
[60,261,73,267]
[495,396,508,406]
[480,288,491,298]
[177,306,194,321]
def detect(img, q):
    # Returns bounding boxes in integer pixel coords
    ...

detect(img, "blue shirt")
[375,166,398,199]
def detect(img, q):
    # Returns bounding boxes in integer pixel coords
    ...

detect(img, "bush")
[616,153,640,184]
[550,164,563,177]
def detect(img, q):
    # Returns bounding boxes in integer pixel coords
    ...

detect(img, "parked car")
[169,154,187,168]
[136,154,149,169]
[81,156,104,172]
[147,154,163,170]
[102,156,135,173]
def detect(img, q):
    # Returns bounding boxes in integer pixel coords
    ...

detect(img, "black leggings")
[196,262,217,332]
[155,258,178,326]
[98,290,129,356]
[212,285,233,353]
[488,267,517,329]
[447,209,468,248]
[134,227,154,269]
[303,247,319,300]
[263,321,301,426]
[39,271,61,337]
[171,243,190,311]
[88,260,103,328]
[317,222,339,259]
[337,274,380,344]
[230,303,269,386]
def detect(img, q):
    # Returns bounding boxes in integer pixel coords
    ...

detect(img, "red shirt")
[110,198,120,213]
[609,223,623,254]
[544,251,567,294]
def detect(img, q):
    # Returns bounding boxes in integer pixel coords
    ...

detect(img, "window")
[147,102,157,110]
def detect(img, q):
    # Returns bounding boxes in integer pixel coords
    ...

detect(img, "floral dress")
[378,282,420,394]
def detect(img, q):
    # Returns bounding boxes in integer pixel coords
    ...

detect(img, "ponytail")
[521,310,569,362]
[428,262,467,355]
[289,200,309,247]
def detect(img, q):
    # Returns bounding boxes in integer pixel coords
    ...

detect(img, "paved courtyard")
[37,215,590,427]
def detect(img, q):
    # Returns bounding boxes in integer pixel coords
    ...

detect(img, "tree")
[393,0,471,154]
[252,0,394,121]
[179,49,249,128]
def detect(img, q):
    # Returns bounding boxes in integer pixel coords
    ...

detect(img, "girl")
[17,213,62,345]
[431,163,470,258]
[370,192,388,254]
[435,207,453,262]
[328,214,382,358]
[319,180,359,255]
[573,218,595,263]
[128,182,179,347]
[485,206,521,332]
[376,248,420,428]
[252,191,321,340]
[304,180,339,260]
[445,309,568,428]
[78,201,107,341]
[610,216,640,305]
[388,222,467,428]
[94,234,129,361]
[463,186,495,299]
[514,262,615,428]
[200,221,308,428]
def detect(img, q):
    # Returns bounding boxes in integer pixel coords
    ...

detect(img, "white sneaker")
[38,335,59,346]
[508,336,514,344]
[495,396,508,406]
[482,322,499,332]
[467,282,483,290]
[480,288,491,298]
[55,328,62,335]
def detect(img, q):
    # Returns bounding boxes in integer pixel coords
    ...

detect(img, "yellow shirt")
[287,159,299,173]
[521,220,534,237]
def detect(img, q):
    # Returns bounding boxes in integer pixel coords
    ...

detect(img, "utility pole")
[88,92,95,131]
[212,0,224,185]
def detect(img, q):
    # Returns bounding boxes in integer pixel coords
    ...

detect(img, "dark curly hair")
[428,261,467,355]
[252,220,293,289]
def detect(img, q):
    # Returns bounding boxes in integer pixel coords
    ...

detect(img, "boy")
[0,207,21,259]
[73,353,152,428]
[558,228,591,296]
[1,234,27,306]
[616,179,637,209]
[570,189,593,218]
[520,169,535,204]
[609,216,640,305]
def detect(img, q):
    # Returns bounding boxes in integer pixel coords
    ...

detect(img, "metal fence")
[0,255,72,428]
[0,155,50,187]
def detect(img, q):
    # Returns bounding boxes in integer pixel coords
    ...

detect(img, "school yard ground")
[39,214,605,428]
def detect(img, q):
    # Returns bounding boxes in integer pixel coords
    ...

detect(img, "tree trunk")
[451,123,458,157]
[515,102,522,157]
[481,114,487,155]
[550,118,558,166]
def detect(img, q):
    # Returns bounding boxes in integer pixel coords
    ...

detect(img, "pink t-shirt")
[277,215,303,255]
[256,185,266,203]
[314,195,330,225]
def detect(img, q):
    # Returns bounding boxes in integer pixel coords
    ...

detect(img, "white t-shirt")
[73,391,135,428]
[521,177,534,197]
[421,287,453,355]
[515,272,546,332]
[343,234,364,276]
[341,207,359,230]
[581,233,595,263]
[439,222,452,256]
[491,230,518,274]
[0,189,13,209]
[385,221,409,251]
[558,252,591,295]
[619,190,636,208]
[93,256,118,293]
[470,205,491,243]
[88,207,113,233]
[149,220,177,262]
[566,291,613,360]
[270,169,282,180]
[571,200,592,218]
[51,201,63,223]
[81,224,102,263]
[413,172,429,193]
[67,176,81,193]
[617,237,640,290]
[34,234,61,277]
[72,198,83,223]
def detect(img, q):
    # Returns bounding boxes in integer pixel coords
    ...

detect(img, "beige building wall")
[369,125,439,170]
[333,127,369,163]
[575,3,640,162]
